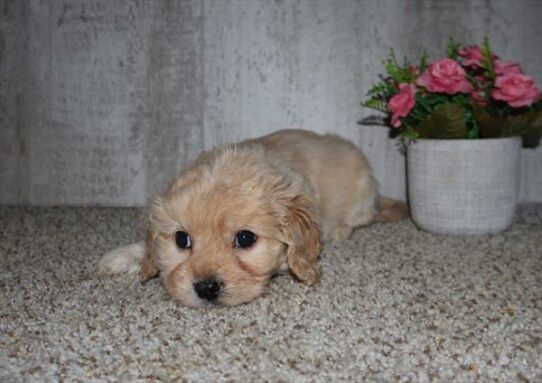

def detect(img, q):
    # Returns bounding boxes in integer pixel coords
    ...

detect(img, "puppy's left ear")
[139,229,159,283]
[139,197,163,283]
[282,194,322,285]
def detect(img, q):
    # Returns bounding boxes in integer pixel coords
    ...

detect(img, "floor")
[1,205,541,382]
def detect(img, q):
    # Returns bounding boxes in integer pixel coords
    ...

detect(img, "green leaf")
[415,93,432,113]
[419,49,429,72]
[503,112,542,136]
[472,103,542,137]
[447,37,461,60]
[361,98,387,113]
[464,105,480,138]
[416,103,469,139]
[471,103,503,137]
[481,36,496,80]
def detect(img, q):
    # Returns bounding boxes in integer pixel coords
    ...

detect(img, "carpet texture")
[1,206,541,382]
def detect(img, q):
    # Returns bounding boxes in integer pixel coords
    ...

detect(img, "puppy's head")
[140,146,321,307]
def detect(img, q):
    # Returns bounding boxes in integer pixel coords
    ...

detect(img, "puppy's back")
[252,129,379,238]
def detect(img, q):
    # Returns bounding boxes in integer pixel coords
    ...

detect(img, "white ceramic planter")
[406,137,521,235]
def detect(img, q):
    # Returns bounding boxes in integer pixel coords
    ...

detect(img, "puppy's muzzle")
[193,278,222,302]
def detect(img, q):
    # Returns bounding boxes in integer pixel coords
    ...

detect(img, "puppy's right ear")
[139,197,163,283]
[282,194,322,286]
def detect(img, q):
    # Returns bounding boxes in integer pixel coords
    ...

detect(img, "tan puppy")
[99,129,407,307]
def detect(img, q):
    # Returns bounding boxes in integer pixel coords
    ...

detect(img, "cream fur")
[99,129,408,306]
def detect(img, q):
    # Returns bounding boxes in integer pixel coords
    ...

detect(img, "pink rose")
[491,74,541,107]
[388,83,416,127]
[416,59,473,94]
[494,60,523,76]
[458,45,498,68]
[458,45,484,67]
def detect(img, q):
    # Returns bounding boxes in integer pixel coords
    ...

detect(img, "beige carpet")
[1,206,541,382]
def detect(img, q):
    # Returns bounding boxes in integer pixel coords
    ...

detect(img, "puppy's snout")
[193,278,222,301]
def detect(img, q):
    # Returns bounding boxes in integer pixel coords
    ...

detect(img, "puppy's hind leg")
[324,171,379,241]
[344,172,379,231]
[374,197,409,223]
[98,242,145,275]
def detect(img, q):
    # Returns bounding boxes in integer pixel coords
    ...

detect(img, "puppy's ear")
[139,197,163,283]
[139,229,159,283]
[283,195,322,285]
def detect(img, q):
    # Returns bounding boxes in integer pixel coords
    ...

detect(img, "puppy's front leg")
[98,241,145,275]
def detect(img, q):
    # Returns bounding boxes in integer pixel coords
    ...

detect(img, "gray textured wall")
[1,0,541,206]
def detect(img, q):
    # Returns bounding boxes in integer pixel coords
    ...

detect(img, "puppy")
[99,129,408,307]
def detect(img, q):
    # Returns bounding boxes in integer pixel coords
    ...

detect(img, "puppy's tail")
[374,196,409,223]
[98,241,145,275]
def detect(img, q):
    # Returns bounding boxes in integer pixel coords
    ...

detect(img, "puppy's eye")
[175,231,192,249]
[234,230,257,249]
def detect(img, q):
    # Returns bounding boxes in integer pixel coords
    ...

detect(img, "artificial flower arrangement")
[362,38,542,139]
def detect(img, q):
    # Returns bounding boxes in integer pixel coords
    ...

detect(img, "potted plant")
[362,38,542,235]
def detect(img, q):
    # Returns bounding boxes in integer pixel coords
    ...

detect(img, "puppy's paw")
[375,197,409,223]
[98,242,145,275]
[325,225,353,241]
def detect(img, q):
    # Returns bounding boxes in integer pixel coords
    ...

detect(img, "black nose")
[193,278,222,301]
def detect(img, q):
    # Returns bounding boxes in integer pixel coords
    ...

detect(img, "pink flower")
[458,45,498,68]
[458,45,485,67]
[416,58,473,94]
[494,60,523,76]
[388,83,417,127]
[491,74,541,108]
